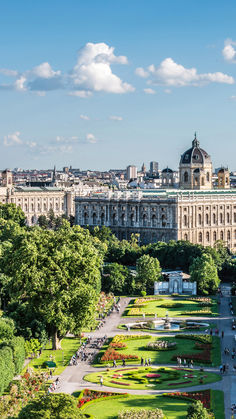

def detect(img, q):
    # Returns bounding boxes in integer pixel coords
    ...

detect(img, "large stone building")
[75,135,236,251]
[0,170,73,225]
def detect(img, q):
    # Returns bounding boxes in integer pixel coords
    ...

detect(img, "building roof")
[180,134,211,165]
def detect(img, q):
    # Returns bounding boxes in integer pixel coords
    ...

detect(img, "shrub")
[186,400,210,418]
[146,341,177,351]
[140,291,146,297]
[18,393,86,419]
[8,336,25,374]
[0,346,15,395]
[118,408,164,418]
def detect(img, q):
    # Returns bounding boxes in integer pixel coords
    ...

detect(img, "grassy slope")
[211,389,225,419]
[24,337,81,375]
[82,394,191,418]
[93,335,221,367]
[123,297,218,318]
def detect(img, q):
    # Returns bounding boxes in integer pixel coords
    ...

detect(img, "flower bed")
[110,380,130,386]
[101,348,139,362]
[78,388,128,408]
[181,309,211,315]
[163,389,211,409]
[168,380,192,386]
[146,373,161,378]
[109,342,127,349]
[175,334,212,344]
[172,350,211,364]
[112,335,150,343]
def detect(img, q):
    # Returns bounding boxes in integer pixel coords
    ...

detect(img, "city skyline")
[1,1,236,170]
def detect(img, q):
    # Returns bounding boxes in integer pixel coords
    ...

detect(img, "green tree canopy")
[0,203,26,226]
[102,263,129,294]
[18,393,86,419]
[189,254,220,295]
[0,224,106,349]
[136,254,161,293]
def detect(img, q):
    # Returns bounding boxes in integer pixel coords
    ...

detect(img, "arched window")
[206,231,210,242]
[234,229,236,239]
[101,213,105,225]
[206,172,210,182]
[206,214,209,225]
[234,213,236,223]
[213,231,217,241]
[143,214,147,227]
[213,213,216,224]
[121,213,125,226]
[92,213,97,225]
[152,215,157,227]
[227,213,230,223]
[201,177,205,186]
[220,213,223,224]
[183,215,187,227]
[84,212,88,224]
[130,214,134,227]
[184,234,188,241]
[184,171,188,183]
[220,231,224,240]
[112,213,117,226]
[198,214,202,225]
[227,230,231,241]
[161,214,166,227]
[198,232,202,243]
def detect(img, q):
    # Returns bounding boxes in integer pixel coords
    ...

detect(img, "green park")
[0,207,234,418]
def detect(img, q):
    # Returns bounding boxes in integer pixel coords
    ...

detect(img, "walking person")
[141,357,144,366]
[221,330,224,338]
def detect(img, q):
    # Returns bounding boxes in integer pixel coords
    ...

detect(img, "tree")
[18,393,86,419]
[136,254,161,293]
[186,400,210,418]
[189,254,220,295]
[0,224,105,349]
[102,263,129,294]
[0,203,26,226]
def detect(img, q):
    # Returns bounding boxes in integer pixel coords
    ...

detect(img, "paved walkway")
[55,289,236,419]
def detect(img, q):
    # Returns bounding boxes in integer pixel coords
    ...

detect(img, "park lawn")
[124,297,218,318]
[24,337,82,375]
[211,390,225,419]
[94,335,221,367]
[81,394,191,418]
[84,366,221,390]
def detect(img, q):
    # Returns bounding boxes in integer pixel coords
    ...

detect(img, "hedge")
[0,346,15,395]
[8,336,25,375]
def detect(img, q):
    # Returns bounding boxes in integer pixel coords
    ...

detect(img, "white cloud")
[135,67,149,78]
[136,57,234,87]
[0,68,18,77]
[143,88,156,94]
[71,42,134,95]
[86,133,97,144]
[68,90,92,98]
[3,131,22,146]
[14,76,27,91]
[164,89,171,94]
[109,115,123,121]
[80,114,90,120]
[222,39,236,62]
[230,95,236,100]
[31,62,61,79]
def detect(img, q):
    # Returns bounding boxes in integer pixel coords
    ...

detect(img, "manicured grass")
[84,366,221,390]
[24,337,82,375]
[94,335,221,367]
[123,297,218,318]
[211,390,225,419]
[81,394,191,418]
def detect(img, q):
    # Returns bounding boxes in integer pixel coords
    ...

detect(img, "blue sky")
[1,0,236,170]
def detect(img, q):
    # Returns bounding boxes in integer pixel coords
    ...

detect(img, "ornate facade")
[75,135,236,251]
[0,170,73,225]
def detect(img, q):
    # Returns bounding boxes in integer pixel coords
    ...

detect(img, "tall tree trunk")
[52,329,62,350]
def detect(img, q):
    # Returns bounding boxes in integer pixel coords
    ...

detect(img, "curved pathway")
[56,290,235,419]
